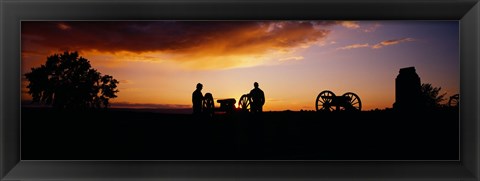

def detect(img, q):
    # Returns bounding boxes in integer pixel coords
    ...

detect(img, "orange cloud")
[339,21,360,29]
[337,43,370,50]
[279,56,304,61]
[372,38,415,49]
[57,23,71,30]
[336,37,415,51]
[22,21,333,69]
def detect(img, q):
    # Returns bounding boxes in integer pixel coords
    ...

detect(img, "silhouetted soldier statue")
[249,82,265,113]
[192,83,203,115]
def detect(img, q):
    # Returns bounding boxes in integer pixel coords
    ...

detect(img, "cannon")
[217,98,236,113]
[202,93,215,117]
[238,94,251,112]
[200,93,252,115]
[315,90,362,112]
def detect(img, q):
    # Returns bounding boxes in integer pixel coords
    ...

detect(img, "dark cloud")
[22,21,333,55]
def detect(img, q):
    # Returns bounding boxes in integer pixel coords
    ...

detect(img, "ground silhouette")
[21,107,459,160]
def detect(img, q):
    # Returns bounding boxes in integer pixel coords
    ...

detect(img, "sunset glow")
[21,21,460,111]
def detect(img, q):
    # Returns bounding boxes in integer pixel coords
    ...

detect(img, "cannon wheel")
[341,92,362,111]
[238,94,251,112]
[448,94,459,107]
[202,93,214,116]
[316,90,336,112]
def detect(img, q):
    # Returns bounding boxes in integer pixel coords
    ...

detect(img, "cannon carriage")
[315,90,362,112]
[200,93,252,115]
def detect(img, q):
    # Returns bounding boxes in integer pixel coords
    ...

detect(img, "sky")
[21,21,460,111]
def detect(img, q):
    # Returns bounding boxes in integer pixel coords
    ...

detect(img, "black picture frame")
[1,0,479,180]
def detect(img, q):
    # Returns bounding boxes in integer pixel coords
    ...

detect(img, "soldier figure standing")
[192,83,203,115]
[249,82,265,113]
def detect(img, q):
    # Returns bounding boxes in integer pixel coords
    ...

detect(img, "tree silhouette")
[420,83,446,109]
[25,51,119,109]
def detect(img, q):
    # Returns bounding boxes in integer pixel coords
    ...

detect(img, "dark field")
[21,108,459,160]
